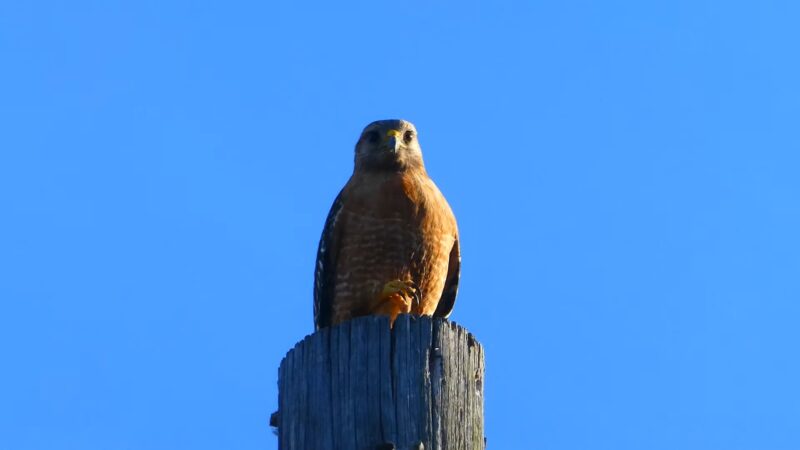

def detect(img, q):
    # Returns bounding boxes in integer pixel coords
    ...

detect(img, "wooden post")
[272,315,485,450]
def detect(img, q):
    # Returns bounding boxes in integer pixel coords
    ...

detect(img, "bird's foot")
[373,280,420,325]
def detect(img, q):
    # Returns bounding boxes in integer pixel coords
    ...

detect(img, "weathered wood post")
[272,315,485,450]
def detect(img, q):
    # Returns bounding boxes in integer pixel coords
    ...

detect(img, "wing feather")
[433,236,460,318]
[313,190,345,330]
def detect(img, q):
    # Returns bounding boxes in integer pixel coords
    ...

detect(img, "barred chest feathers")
[330,171,457,323]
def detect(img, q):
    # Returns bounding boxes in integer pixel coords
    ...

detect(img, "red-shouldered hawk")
[314,119,460,329]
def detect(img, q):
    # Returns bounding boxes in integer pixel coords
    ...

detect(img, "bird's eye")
[403,130,415,143]
[364,131,380,144]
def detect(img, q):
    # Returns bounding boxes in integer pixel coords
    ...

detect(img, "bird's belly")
[331,212,454,322]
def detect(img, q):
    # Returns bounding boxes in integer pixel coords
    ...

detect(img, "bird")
[313,119,460,329]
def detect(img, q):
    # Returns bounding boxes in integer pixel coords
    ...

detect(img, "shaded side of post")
[273,315,485,450]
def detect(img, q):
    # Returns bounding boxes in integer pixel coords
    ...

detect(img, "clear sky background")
[1,1,798,449]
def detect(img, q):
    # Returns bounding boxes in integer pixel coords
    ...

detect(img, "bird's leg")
[371,280,419,326]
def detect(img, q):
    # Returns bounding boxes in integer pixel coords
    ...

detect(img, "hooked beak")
[384,129,402,153]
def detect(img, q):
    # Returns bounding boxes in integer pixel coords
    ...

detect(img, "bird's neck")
[353,166,428,184]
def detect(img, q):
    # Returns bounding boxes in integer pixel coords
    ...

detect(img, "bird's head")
[354,119,425,173]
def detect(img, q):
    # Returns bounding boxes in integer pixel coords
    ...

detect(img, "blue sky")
[1,1,799,449]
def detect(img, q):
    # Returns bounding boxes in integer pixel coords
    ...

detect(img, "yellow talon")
[373,280,419,326]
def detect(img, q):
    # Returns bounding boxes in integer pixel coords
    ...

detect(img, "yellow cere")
[386,129,402,138]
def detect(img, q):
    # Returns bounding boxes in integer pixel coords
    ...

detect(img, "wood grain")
[275,315,485,450]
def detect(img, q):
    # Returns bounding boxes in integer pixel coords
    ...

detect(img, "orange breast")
[329,171,457,325]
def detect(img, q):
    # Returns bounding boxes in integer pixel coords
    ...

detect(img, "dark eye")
[403,130,415,143]
[364,131,380,144]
